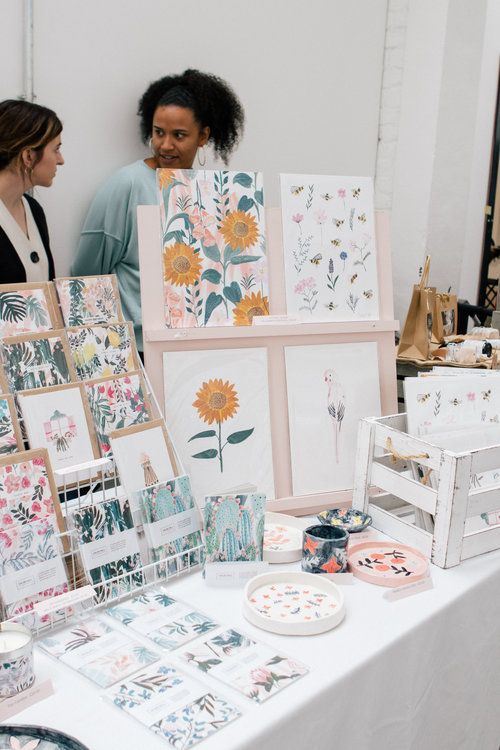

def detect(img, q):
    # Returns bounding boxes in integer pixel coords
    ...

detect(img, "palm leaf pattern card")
[55,275,123,327]
[71,497,143,600]
[0,394,22,455]
[106,661,240,748]
[0,331,74,393]
[204,493,266,563]
[38,615,159,688]
[106,586,217,651]
[67,322,138,381]
[0,282,60,337]
[180,628,309,703]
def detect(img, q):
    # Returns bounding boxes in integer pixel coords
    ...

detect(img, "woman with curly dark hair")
[72,69,244,351]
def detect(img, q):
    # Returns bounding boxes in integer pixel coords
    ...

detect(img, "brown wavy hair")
[0,99,62,172]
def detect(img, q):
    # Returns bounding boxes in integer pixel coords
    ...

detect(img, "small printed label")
[0,679,54,721]
[384,576,434,602]
[0,557,67,606]
[80,528,139,571]
[34,585,95,616]
[204,561,269,587]
[147,508,201,548]
[253,314,300,325]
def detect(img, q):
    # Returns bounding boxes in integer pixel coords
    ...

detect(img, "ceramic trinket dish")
[263,512,310,563]
[348,540,429,587]
[302,524,349,574]
[317,507,372,532]
[243,570,345,635]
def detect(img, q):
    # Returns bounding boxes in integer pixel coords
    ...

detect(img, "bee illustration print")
[450,397,462,407]
[325,302,338,311]
[482,389,491,401]
[290,185,304,196]
[357,213,366,223]
[352,187,361,199]
[333,218,345,228]
[363,289,373,299]
[310,253,322,266]
[331,238,341,247]
[417,393,430,403]
[321,193,334,201]
[350,273,358,284]
[490,414,499,423]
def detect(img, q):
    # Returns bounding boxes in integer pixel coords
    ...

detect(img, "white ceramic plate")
[263,512,309,563]
[243,570,345,636]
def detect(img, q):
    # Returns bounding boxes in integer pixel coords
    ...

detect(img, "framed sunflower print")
[0,392,23,454]
[18,382,100,487]
[55,274,123,327]
[84,371,153,458]
[66,321,139,380]
[0,329,76,394]
[0,281,62,337]
[158,168,269,328]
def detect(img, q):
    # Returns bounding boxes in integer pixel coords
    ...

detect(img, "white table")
[7,541,500,750]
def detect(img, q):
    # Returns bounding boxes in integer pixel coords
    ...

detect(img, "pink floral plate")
[348,541,429,588]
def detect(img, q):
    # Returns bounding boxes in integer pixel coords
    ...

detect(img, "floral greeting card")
[0,282,60,337]
[106,586,218,650]
[0,394,22,455]
[106,661,240,748]
[38,615,159,687]
[0,449,60,528]
[66,322,138,381]
[110,420,177,496]
[280,174,379,321]
[163,347,274,502]
[85,371,152,458]
[158,168,268,328]
[0,331,74,393]
[180,628,308,703]
[55,275,123,327]
[204,493,266,563]
[71,497,143,600]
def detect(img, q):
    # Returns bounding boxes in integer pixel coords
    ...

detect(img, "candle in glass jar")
[0,622,34,698]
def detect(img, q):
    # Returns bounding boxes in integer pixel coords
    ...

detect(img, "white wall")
[2,0,388,276]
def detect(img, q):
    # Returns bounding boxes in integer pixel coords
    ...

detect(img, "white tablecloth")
[8,544,500,750]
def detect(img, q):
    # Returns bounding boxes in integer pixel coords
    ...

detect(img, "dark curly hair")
[138,69,244,164]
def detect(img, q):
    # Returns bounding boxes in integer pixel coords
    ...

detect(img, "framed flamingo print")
[285,342,381,494]
[158,168,269,328]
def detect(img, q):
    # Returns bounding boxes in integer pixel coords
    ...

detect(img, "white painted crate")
[352,413,500,568]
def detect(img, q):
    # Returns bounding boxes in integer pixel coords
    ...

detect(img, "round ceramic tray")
[263,512,309,563]
[243,570,345,635]
[0,725,89,750]
[317,508,372,532]
[348,540,429,588]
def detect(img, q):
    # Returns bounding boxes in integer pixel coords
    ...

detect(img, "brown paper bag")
[397,256,436,361]
[432,292,457,343]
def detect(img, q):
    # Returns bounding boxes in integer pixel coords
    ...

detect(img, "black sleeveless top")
[0,194,55,282]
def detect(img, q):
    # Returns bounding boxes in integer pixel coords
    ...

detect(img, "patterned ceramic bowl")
[302,524,349,574]
[317,508,372,533]
[0,726,90,750]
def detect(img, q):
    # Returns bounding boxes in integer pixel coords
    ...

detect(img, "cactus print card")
[0,393,22,455]
[106,661,241,748]
[0,330,74,393]
[0,282,61,337]
[107,586,217,650]
[71,497,143,600]
[66,322,139,381]
[38,615,159,687]
[55,275,123,327]
[204,493,266,563]
[180,628,309,703]
[280,174,379,321]
[158,168,268,329]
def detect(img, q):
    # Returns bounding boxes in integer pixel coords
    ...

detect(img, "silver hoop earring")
[197,146,206,167]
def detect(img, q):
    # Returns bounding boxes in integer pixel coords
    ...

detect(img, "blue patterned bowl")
[0,726,89,750]
[317,508,372,533]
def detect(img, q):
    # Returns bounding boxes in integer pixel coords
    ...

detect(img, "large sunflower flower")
[233,292,269,325]
[163,243,202,286]
[220,210,259,251]
[158,169,175,189]
[193,379,239,425]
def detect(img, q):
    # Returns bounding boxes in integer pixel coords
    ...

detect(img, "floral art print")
[158,168,269,328]
[0,395,22,455]
[1,332,73,393]
[280,174,379,321]
[55,275,123,327]
[0,451,57,526]
[204,493,266,563]
[0,284,56,337]
[66,323,137,380]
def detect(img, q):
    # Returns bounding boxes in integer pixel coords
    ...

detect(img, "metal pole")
[23,0,35,102]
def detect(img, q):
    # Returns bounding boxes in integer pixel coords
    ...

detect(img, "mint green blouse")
[71,159,158,350]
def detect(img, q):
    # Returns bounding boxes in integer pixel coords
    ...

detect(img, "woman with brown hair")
[0,99,64,282]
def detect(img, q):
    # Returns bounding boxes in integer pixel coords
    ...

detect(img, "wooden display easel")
[138,206,398,515]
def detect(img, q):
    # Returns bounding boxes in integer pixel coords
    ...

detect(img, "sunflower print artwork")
[158,169,268,328]
[189,378,253,472]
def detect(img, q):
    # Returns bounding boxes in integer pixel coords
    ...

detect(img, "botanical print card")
[0,393,22,454]
[158,168,269,328]
[0,330,75,393]
[18,383,100,487]
[0,281,62,336]
[70,496,143,600]
[163,348,275,502]
[110,420,177,496]
[180,628,308,703]
[106,586,218,650]
[136,475,203,577]
[66,321,139,381]
[204,493,266,563]
[0,448,62,529]
[280,174,379,321]
[285,342,381,494]
[38,615,159,687]
[84,371,152,458]
[106,661,241,748]
[55,274,123,327]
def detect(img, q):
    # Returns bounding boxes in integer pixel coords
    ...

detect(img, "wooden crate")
[352,413,500,568]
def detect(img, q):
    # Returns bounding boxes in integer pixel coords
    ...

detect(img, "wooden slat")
[352,419,376,513]
[467,486,500,518]
[373,423,442,471]
[373,413,407,431]
[433,452,471,568]
[371,462,437,514]
[470,444,500,475]
[461,525,500,560]
[367,503,434,557]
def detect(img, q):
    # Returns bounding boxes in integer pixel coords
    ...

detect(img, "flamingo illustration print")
[324,369,345,463]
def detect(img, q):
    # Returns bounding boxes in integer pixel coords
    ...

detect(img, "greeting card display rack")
[139,205,399,516]
[352,413,500,568]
